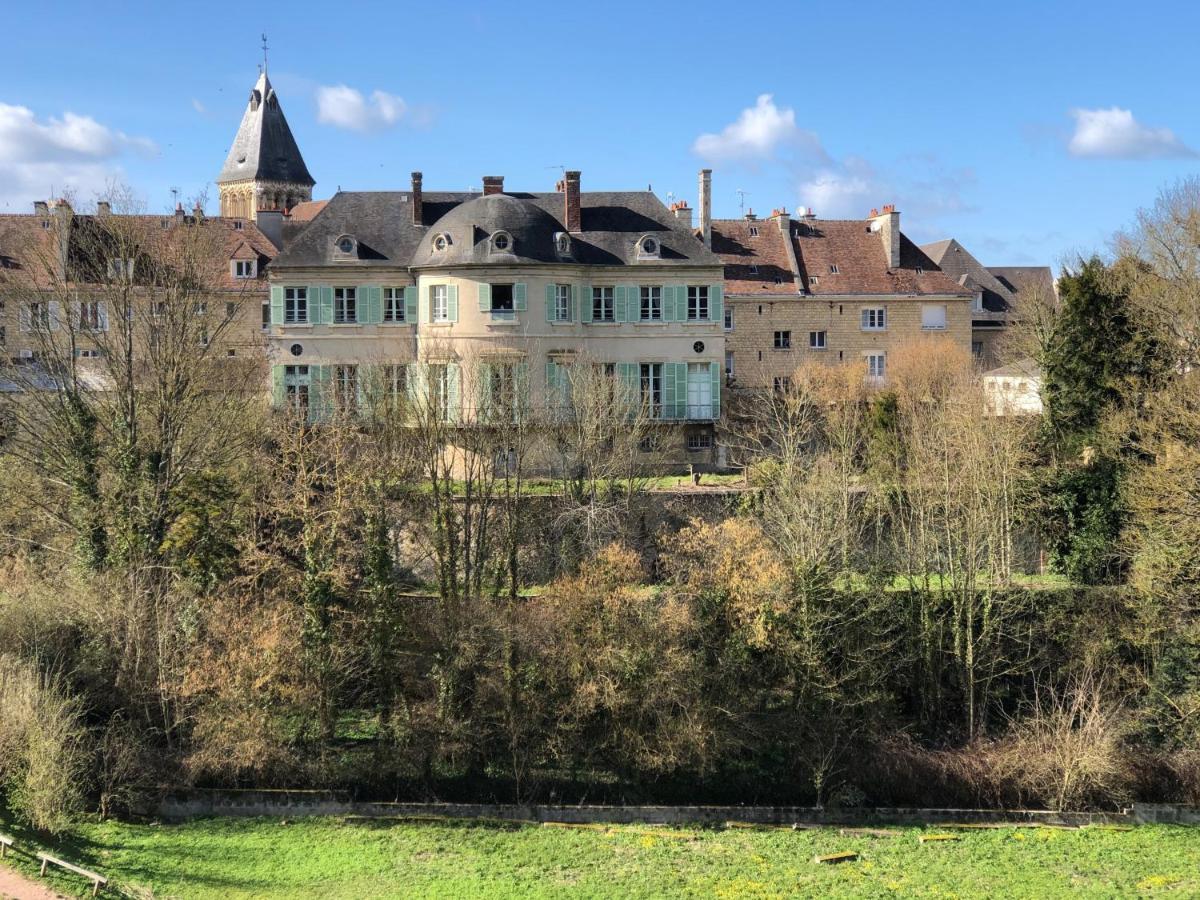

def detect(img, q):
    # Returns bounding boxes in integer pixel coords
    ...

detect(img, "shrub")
[0,654,89,834]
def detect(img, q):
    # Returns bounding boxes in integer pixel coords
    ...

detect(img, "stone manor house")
[0,70,1051,467]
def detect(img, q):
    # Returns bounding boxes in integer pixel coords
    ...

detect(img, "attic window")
[233,260,256,279]
[642,237,657,254]
[749,226,759,237]
[554,232,572,257]
[829,264,840,274]
[749,265,759,275]
[774,277,783,285]
[490,231,512,253]
[233,221,244,230]
[636,235,661,260]
[432,233,452,252]
[337,237,355,254]
[810,275,820,286]
[915,266,924,275]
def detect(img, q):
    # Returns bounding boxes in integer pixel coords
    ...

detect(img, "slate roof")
[984,357,1041,379]
[710,217,796,294]
[712,216,971,298]
[987,266,1056,307]
[216,72,314,188]
[0,214,64,288]
[271,189,722,269]
[921,238,1014,313]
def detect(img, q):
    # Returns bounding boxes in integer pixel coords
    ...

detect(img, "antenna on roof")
[170,186,180,207]
[261,33,269,73]
[736,188,749,217]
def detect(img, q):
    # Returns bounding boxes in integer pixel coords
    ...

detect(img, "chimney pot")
[411,171,423,225]
[33,200,49,215]
[564,170,581,232]
[482,175,505,196]
[698,169,712,249]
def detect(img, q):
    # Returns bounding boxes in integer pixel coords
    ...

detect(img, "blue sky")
[2,0,1198,266]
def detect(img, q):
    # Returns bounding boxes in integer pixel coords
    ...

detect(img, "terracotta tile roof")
[0,212,275,292]
[711,217,797,295]
[793,219,970,297]
[287,200,327,222]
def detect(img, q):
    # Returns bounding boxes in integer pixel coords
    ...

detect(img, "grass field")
[2,815,1198,898]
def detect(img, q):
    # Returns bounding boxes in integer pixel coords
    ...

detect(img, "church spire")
[216,65,314,218]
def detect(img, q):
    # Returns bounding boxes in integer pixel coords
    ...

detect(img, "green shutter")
[663,362,677,419]
[310,365,332,423]
[675,363,690,419]
[446,363,461,422]
[318,286,334,325]
[614,286,627,323]
[478,282,491,313]
[359,286,378,324]
[569,284,579,323]
[710,361,721,419]
[270,285,284,325]
[711,284,723,323]
[404,286,418,322]
[617,362,639,411]
[581,285,593,323]
[448,285,459,322]
[271,365,285,407]
[514,282,527,312]
[545,283,555,322]
[408,362,426,409]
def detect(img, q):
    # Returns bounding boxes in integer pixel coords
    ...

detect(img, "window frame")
[553,283,571,322]
[639,285,663,322]
[687,285,710,322]
[284,287,308,324]
[431,285,449,323]
[333,287,357,325]
[233,259,257,279]
[773,329,792,350]
[809,330,827,350]
[383,287,406,323]
[861,307,887,331]
[591,285,614,323]
[639,362,663,418]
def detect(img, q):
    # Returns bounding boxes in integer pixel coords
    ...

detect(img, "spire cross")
[261,33,269,73]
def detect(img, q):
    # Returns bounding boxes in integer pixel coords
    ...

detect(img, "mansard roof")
[216,72,314,188]
[271,188,723,269]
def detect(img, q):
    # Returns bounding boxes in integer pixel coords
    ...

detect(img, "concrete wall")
[724,293,972,388]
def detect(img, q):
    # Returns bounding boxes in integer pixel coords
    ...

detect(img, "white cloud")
[796,155,976,225]
[1067,107,1196,159]
[693,94,825,163]
[191,98,207,115]
[0,103,156,210]
[315,85,408,132]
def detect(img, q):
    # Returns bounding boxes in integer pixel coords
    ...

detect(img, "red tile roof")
[710,217,796,295]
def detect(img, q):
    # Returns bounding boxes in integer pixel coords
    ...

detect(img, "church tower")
[217,70,315,217]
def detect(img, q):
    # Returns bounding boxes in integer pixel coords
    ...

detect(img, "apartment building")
[700,170,974,390]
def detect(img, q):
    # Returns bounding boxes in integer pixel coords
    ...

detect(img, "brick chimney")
[670,200,692,228]
[96,200,111,216]
[871,204,901,269]
[33,200,49,215]
[563,170,581,232]
[698,169,712,248]
[411,171,423,225]
[482,175,504,196]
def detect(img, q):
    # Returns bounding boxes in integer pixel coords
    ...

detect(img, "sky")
[2,0,1198,267]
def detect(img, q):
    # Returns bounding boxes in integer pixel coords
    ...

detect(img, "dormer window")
[334,235,357,257]
[490,231,512,253]
[749,265,759,275]
[233,260,257,279]
[554,232,572,257]
[432,233,452,252]
[636,235,661,260]
[915,266,924,275]
[749,226,759,237]
[829,264,840,274]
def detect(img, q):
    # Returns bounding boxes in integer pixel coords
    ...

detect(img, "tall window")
[431,285,449,322]
[686,362,712,418]
[485,363,518,420]
[334,364,358,412]
[861,307,886,331]
[725,351,734,381]
[639,362,663,418]
[334,287,357,324]
[640,286,662,321]
[773,330,792,349]
[284,365,310,416]
[554,284,571,322]
[382,364,407,407]
[592,286,614,322]
[78,301,104,331]
[428,363,450,420]
[687,286,710,321]
[285,287,308,324]
[723,307,734,331]
[23,302,50,332]
[383,287,405,323]
[866,353,886,381]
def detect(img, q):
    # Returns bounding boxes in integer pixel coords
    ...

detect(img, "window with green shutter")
[270,286,284,325]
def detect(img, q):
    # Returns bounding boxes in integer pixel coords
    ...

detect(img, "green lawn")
[2,815,1197,898]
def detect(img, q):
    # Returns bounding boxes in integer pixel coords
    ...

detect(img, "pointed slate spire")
[217,71,314,216]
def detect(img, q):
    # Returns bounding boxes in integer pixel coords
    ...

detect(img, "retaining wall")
[157,790,1196,827]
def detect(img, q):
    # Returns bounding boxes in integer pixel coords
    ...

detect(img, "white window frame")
[861,307,887,331]
[284,365,310,415]
[334,363,358,412]
[639,362,663,418]
[723,307,734,331]
[687,285,710,321]
[592,286,614,322]
[333,287,357,325]
[554,283,571,322]
[284,287,308,324]
[809,330,826,350]
[865,352,886,381]
[686,431,713,452]
[724,351,734,381]
[639,286,662,322]
[431,285,449,323]
[233,259,257,279]
[383,287,405,323]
